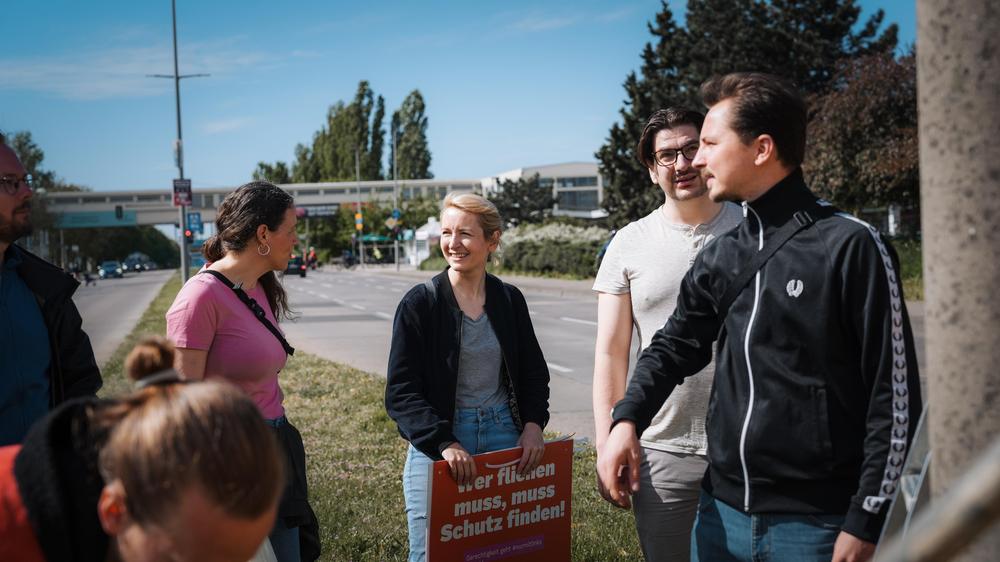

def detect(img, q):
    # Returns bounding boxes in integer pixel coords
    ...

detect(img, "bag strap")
[717,204,832,320]
[200,269,295,356]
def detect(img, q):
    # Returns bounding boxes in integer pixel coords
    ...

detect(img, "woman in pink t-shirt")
[166,181,316,562]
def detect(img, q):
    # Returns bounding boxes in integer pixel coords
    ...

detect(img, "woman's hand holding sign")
[516,422,545,475]
[442,442,477,486]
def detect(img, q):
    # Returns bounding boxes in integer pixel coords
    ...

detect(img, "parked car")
[98,260,124,279]
[285,255,306,278]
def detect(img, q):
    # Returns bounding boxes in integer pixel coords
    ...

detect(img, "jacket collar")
[746,168,818,227]
[432,267,504,316]
[9,244,78,301]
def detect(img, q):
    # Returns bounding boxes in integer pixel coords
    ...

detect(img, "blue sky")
[1,1,914,192]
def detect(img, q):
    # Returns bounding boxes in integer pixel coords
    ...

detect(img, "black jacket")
[12,246,101,405]
[612,170,923,543]
[13,398,110,561]
[385,270,550,460]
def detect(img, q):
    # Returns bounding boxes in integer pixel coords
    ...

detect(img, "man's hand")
[441,443,476,486]
[832,531,876,562]
[596,421,642,509]
[516,422,545,475]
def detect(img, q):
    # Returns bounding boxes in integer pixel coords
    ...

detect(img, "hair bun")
[125,336,177,383]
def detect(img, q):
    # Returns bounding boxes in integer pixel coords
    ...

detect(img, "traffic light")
[184,229,194,244]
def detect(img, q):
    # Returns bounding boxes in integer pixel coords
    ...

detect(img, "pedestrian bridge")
[45,178,480,228]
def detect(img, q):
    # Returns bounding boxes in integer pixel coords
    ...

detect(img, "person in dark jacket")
[598,73,923,562]
[0,336,284,562]
[385,192,550,562]
[0,135,101,446]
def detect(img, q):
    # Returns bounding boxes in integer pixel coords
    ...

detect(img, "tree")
[488,174,556,227]
[597,0,899,226]
[252,161,291,184]
[805,52,918,213]
[290,80,386,182]
[390,90,433,180]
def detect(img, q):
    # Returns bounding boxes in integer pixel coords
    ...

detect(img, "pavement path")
[74,270,174,366]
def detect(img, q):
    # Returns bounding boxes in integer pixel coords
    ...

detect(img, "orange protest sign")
[427,440,573,562]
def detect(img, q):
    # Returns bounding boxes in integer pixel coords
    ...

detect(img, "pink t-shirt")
[166,273,287,419]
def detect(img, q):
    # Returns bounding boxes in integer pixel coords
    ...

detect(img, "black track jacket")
[385,270,550,460]
[612,169,922,543]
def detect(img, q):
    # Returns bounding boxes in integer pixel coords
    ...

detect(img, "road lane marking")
[322,283,334,288]
[350,304,366,311]
[375,311,393,320]
[560,316,597,326]
[546,362,573,373]
[333,299,345,305]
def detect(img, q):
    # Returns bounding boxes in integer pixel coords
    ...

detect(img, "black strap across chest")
[717,204,834,320]
[200,269,295,356]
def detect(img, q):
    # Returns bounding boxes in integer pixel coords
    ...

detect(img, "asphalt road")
[280,267,612,443]
[74,270,174,366]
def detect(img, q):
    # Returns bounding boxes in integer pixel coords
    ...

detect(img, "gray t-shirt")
[454,313,508,409]
[593,202,743,454]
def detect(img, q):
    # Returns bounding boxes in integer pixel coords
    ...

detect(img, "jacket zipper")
[738,203,764,512]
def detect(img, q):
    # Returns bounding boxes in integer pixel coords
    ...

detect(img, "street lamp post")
[393,128,400,271]
[148,0,207,283]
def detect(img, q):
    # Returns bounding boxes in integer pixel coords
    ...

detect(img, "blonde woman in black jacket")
[385,192,550,562]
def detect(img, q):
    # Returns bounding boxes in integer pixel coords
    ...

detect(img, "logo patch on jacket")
[786,279,804,298]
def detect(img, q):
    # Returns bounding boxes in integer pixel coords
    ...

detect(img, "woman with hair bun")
[0,337,285,562]
[385,192,551,562]
[166,181,317,561]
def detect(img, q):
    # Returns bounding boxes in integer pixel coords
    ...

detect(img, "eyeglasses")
[653,144,699,167]
[0,174,33,196]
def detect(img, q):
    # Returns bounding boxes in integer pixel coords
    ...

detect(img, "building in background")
[481,162,607,219]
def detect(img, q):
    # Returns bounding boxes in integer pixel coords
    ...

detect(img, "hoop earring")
[257,243,271,256]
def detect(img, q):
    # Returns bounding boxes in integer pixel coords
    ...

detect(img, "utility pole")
[149,0,207,283]
[918,0,1000,559]
[355,147,364,267]
[393,128,400,271]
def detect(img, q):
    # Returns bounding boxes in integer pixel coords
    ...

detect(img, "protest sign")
[427,439,573,562]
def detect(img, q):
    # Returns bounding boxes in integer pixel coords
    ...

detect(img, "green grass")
[101,272,642,561]
[98,272,183,397]
[894,238,923,301]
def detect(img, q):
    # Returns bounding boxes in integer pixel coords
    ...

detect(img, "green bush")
[501,239,603,278]
[893,238,923,300]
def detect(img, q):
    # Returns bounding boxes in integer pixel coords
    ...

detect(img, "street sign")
[392,208,401,219]
[297,204,340,218]
[355,212,364,231]
[187,211,203,234]
[385,217,398,229]
[173,179,192,207]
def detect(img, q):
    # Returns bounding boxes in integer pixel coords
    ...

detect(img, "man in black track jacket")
[598,73,922,562]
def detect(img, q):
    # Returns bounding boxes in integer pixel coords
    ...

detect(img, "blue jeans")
[691,492,844,562]
[268,525,300,562]
[403,405,521,562]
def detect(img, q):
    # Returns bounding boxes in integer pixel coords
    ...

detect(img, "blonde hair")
[441,192,503,241]
[96,339,283,525]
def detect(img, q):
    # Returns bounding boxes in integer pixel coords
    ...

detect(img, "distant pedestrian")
[0,336,284,562]
[83,271,96,286]
[385,192,551,562]
[0,132,101,447]
[166,181,319,561]
[592,107,742,561]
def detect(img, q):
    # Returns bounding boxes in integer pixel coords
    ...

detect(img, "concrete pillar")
[918,0,1000,558]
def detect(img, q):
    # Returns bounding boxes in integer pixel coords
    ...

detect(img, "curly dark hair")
[201,181,295,319]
